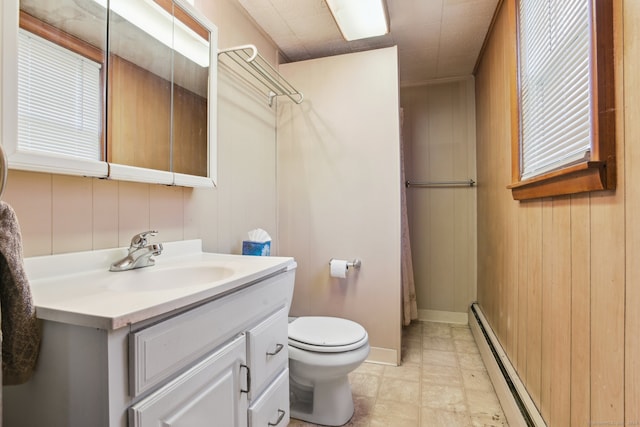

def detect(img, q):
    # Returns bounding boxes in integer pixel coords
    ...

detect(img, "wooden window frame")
[507,0,616,201]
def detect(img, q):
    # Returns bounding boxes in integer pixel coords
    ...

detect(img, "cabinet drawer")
[129,272,291,397]
[246,307,289,398]
[248,369,290,427]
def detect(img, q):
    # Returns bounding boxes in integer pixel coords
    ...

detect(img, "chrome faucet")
[109,231,163,272]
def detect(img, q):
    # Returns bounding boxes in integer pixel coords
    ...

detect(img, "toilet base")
[289,376,354,426]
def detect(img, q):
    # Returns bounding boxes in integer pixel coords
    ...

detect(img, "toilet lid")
[288,316,368,352]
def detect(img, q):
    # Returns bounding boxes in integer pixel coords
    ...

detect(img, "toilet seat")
[288,316,368,353]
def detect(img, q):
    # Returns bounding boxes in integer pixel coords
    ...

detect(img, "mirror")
[107,0,210,181]
[3,0,217,186]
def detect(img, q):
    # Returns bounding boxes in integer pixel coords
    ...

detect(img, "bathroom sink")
[106,265,235,292]
[26,239,296,330]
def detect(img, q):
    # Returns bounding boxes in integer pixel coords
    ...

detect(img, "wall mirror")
[1,0,217,187]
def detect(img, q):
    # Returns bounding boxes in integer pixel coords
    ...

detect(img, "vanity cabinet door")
[129,335,248,427]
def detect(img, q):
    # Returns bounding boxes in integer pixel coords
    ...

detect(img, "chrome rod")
[218,45,304,105]
[405,179,476,188]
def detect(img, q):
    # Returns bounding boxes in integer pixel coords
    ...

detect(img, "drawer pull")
[240,364,251,394]
[266,344,284,357]
[268,409,286,426]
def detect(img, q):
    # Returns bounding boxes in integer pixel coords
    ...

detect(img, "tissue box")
[242,241,271,256]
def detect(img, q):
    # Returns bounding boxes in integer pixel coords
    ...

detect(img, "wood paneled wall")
[108,55,207,176]
[475,0,636,425]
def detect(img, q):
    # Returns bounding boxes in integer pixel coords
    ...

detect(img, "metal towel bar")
[218,44,303,107]
[405,179,476,188]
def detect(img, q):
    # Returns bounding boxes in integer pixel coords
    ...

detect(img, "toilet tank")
[283,260,297,312]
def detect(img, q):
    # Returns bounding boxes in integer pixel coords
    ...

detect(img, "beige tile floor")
[288,321,509,427]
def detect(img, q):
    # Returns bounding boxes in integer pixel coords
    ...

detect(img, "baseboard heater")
[469,303,547,427]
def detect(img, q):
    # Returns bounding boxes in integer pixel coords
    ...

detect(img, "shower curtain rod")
[405,179,476,188]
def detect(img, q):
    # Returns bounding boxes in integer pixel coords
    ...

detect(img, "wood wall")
[108,55,207,176]
[475,0,638,425]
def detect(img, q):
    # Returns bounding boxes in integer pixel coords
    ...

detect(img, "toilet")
[288,316,370,426]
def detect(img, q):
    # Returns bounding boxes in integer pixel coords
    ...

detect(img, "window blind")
[17,29,102,161]
[518,0,592,180]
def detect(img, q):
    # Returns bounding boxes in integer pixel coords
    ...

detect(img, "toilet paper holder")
[329,258,362,269]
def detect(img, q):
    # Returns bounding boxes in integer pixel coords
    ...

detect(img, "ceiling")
[235,0,500,86]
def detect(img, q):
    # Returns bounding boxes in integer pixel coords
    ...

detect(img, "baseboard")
[469,303,547,427]
[418,309,468,325]
[365,346,398,366]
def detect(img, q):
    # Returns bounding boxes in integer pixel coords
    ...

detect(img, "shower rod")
[405,179,476,188]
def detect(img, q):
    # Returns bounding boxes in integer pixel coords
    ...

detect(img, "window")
[17,29,102,161]
[508,0,615,200]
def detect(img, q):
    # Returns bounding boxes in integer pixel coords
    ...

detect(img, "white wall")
[277,47,402,365]
[400,78,477,320]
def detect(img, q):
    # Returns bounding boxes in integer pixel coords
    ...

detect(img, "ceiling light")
[93,0,209,67]
[325,0,389,41]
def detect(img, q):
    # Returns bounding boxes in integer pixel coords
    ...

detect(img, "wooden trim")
[509,0,520,184]
[507,160,612,200]
[19,11,104,64]
[174,4,209,41]
[509,0,616,201]
[592,0,616,168]
[154,0,209,41]
[473,0,505,75]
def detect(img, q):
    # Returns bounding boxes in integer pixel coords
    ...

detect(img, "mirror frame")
[1,0,218,187]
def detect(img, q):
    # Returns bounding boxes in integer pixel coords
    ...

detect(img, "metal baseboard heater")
[469,303,547,427]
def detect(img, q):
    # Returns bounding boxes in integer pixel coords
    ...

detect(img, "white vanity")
[3,240,295,427]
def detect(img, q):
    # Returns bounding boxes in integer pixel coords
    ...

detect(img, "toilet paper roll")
[330,259,348,278]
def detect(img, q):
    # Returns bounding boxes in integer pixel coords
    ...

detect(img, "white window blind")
[518,0,592,180]
[18,29,102,160]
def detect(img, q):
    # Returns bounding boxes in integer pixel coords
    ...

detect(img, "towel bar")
[218,44,303,107]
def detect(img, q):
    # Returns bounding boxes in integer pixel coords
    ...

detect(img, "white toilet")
[288,316,370,426]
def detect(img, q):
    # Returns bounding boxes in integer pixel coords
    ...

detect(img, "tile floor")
[288,321,509,427]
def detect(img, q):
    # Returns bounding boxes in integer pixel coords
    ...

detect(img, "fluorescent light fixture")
[325,0,389,41]
[93,0,209,67]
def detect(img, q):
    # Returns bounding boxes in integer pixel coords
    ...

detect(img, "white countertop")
[25,240,295,330]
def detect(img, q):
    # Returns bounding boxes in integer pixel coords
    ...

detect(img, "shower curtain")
[400,109,418,326]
